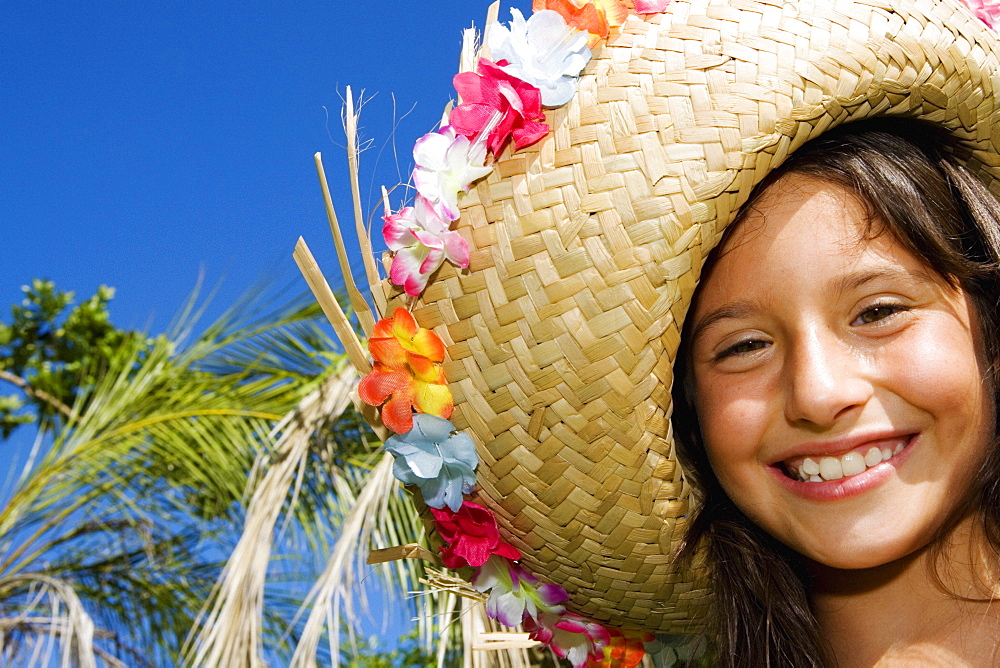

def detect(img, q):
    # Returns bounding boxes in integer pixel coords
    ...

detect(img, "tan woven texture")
[371,0,1000,633]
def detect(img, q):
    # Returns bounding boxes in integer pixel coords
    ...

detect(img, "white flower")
[488,9,592,108]
[412,126,492,221]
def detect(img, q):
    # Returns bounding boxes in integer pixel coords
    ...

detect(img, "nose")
[783,327,873,427]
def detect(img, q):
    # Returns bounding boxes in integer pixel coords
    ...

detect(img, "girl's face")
[689,174,994,569]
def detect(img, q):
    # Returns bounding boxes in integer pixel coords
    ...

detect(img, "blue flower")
[385,413,478,512]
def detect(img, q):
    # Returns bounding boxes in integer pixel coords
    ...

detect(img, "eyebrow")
[690,302,757,343]
[836,266,927,294]
[689,266,938,343]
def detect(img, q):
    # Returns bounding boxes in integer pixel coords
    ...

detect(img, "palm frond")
[288,452,397,667]
[0,283,341,665]
[184,367,357,667]
[0,573,97,668]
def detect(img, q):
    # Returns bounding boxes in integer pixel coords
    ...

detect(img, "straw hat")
[310,0,1000,638]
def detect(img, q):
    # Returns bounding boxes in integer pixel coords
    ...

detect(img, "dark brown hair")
[672,118,1000,667]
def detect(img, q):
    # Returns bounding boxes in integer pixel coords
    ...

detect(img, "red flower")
[357,308,453,434]
[431,501,522,568]
[587,627,654,667]
[450,58,549,156]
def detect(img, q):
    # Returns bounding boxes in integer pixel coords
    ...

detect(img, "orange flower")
[533,0,610,45]
[358,308,453,434]
[592,0,629,27]
[587,627,654,668]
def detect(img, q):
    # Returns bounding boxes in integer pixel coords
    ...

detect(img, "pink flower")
[450,58,549,156]
[525,612,612,668]
[965,0,1000,29]
[412,126,492,221]
[383,195,470,296]
[472,555,569,627]
[633,0,669,13]
[431,501,521,568]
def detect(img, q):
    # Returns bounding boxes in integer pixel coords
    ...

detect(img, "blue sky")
[4,0,530,332]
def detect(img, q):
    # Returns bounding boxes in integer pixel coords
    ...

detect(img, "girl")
[675,119,1000,666]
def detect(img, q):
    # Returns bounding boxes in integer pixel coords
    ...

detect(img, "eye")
[852,302,909,326]
[716,338,770,360]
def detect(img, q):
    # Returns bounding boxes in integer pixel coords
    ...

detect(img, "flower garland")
[357,2,667,665]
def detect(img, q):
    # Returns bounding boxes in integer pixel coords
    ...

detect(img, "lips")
[777,435,913,483]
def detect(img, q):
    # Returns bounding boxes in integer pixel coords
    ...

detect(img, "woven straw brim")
[371,0,1000,633]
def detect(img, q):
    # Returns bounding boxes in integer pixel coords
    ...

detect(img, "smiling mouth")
[783,438,911,483]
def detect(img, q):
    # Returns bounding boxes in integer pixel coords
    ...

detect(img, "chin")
[801,541,923,571]
[780,509,968,573]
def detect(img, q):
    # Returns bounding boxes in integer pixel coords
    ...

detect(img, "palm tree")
[0,283,347,665]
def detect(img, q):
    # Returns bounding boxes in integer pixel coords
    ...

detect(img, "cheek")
[883,320,993,440]
[695,376,775,480]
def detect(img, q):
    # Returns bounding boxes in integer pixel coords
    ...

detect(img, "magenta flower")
[450,58,549,156]
[524,611,612,668]
[472,555,569,627]
[412,126,493,221]
[431,502,522,568]
[383,195,470,296]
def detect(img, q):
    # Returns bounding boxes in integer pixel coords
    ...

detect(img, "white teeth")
[864,447,882,467]
[841,452,865,476]
[793,440,908,483]
[819,457,843,480]
[802,457,820,476]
